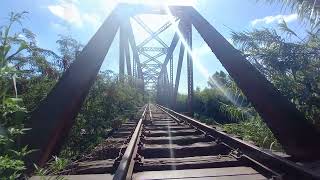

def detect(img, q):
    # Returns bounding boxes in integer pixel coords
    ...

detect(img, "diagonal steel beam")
[140,51,164,64]
[22,7,122,167]
[134,16,168,48]
[159,32,179,76]
[186,7,320,159]
[137,18,178,48]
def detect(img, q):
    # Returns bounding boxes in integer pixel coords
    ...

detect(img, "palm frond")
[278,19,299,37]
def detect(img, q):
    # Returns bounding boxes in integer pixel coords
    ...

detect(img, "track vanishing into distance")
[32,104,320,180]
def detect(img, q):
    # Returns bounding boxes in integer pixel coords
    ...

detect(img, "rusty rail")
[157,104,320,180]
[113,105,147,180]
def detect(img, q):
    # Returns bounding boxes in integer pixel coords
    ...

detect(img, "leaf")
[3,44,11,59]
[278,20,298,38]
[6,41,29,61]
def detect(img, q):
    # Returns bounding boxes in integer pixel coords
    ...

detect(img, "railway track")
[31,104,320,180]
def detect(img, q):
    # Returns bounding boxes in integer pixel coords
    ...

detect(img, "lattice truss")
[132,16,178,92]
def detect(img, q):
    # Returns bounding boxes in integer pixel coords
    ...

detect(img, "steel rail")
[156,104,320,180]
[113,105,147,180]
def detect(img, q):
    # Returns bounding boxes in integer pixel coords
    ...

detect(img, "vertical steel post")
[164,68,170,106]
[119,23,125,82]
[125,39,132,77]
[186,23,193,115]
[133,55,136,80]
[127,21,143,80]
[169,56,174,107]
[173,43,185,108]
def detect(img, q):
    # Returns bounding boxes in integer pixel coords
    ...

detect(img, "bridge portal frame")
[22,4,320,169]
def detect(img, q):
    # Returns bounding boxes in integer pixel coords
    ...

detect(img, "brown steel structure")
[23,3,320,172]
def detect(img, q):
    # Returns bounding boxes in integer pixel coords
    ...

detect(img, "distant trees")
[56,35,83,72]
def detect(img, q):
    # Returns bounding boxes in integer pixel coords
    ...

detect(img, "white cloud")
[48,0,199,30]
[48,0,102,29]
[18,34,26,40]
[251,13,298,26]
[48,0,82,27]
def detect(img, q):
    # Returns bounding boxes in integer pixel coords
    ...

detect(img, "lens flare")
[163,5,238,104]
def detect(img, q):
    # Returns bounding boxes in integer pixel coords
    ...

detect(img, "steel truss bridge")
[23,4,320,180]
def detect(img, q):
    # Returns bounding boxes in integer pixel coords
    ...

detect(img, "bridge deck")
[30,104,320,179]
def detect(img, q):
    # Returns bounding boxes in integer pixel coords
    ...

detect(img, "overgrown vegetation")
[0,12,143,178]
[60,72,144,159]
[1,0,319,178]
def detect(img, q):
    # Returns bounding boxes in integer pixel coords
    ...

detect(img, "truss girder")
[23,4,320,168]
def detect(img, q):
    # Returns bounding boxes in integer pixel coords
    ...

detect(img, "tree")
[231,21,320,125]
[56,35,83,72]
[0,12,59,179]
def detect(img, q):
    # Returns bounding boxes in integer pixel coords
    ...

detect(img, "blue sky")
[1,0,303,93]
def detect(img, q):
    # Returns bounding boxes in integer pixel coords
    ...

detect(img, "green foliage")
[214,2,320,151]
[223,116,282,150]
[219,103,248,122]
[0,11,59,178]
[0,128,33,179]
[33,156,69,176]
[0,11,144,178]
[0,155,25,179]
[60,72,144,159]
[21,77,57,111]
[231,21,320,126]
[56,35,83,72]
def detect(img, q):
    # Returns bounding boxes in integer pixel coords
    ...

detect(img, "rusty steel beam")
[186,7,320,159]
[123,22,132,77]
[138,47,167,53]
[186,23,193,115]
[140,51,164,64]
[134,16,168,48]
[137,17,178,48]
[169,56,173,107]
[22,7,123,167]
[119,23,125,81]
[173,43,185,107]
[124,39,132,76]
[159,32,179,75]
[127,21,144,81]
